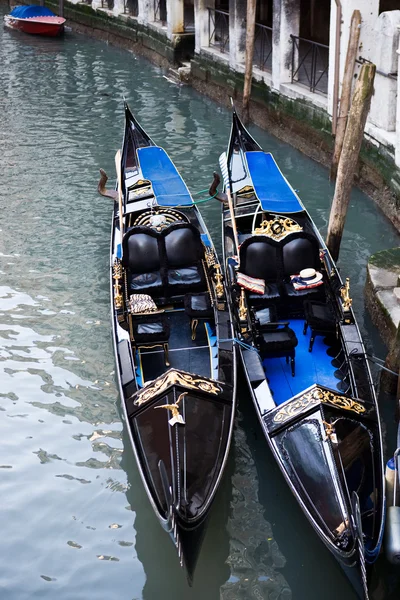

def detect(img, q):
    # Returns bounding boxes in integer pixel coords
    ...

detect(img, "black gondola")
[215,109,385,599]
[100,103,236,583]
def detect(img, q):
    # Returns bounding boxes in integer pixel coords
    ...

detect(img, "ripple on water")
[0,6,399,599]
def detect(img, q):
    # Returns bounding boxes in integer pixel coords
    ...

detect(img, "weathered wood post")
[326,63,376,262]
[59,0,64,18]
[242,0,257,124]
[330,10,362,181]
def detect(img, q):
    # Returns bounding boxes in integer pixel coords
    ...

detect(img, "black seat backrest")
[122,227,161,273]
[281,233,320,277]
[163,223,203,268]
[239,237,279,282]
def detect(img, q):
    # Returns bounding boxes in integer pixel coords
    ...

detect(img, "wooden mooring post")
[326,63,376,262]
[59,0,64,18]
[330,10,362,181]
[242,0,257,124]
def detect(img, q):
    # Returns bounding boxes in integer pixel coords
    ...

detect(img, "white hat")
[299,268,323,285]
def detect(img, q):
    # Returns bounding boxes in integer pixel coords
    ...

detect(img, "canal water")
[1,6,400,599]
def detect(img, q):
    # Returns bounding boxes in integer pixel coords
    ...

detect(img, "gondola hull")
[107,104,236,581]
[220,110,385,599]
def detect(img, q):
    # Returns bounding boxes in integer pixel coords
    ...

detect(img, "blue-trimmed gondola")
[100,103,237,583]
[217,108,385,600]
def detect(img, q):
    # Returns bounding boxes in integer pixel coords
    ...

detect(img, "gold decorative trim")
[134,368,222,406]
[238,287,247,322]
[237,185,255,199]
[273,386,366,424]
[340,278,353,312]
[254,216,302,240]
[113,259,123,310]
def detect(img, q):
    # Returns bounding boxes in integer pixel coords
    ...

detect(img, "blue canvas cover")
[246,151,304,214]
[137,146,193,207]
[10,5,56,18]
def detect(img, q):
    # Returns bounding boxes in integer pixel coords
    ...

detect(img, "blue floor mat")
[262,319,340,406]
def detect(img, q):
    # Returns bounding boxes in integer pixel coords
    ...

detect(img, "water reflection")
[1,3,400,597]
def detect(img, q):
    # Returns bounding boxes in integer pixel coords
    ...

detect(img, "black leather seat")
[122,223,206,298]
[281,234,325,304]
[122,227,163,295]
[260,323,298,377]
[164,225,205,295]
[303,300,337,352]
[184,292,213,339]
[239,237,281,303]
[131,314,171,366]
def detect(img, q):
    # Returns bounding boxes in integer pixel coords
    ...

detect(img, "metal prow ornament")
[98,168,118,200]
[155,392,188,426]
[209,172,228,204]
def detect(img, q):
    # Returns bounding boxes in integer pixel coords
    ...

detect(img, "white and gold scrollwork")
[254,216,303,240]
[273,386,366,424]
[133,208,187,230]
[113,259,123,310]
[134,368,222,406]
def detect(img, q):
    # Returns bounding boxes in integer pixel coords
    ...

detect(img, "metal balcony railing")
[291,35,329,94]
[154,0,167,24]
[253,23,272,72]
[208,8,229,54]
[124,0,138,16]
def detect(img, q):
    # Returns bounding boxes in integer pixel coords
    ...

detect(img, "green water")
[1,8,400,599]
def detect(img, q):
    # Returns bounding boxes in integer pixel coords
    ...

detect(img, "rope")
[192,192,217,205]
[366,354,399,378]
[220,338,259,352]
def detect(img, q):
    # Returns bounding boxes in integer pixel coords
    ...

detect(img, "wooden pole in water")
[242,0,257,125]
[59,0,64,18]
[330,10,362,181]
[326,63,375,262]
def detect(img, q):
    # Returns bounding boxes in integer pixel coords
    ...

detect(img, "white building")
[69,0,400,218]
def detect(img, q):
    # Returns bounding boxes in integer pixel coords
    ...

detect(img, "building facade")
[64,0,400,226]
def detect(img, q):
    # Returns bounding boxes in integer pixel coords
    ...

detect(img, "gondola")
[99,103,236,582]
[214,108,385,599]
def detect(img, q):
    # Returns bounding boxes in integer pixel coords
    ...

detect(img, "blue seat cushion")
[130,271,163,292]
[248,283,280,302]
[167,266,204,291]
[284,282,324,299]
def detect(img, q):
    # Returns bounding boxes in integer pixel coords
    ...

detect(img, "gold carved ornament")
[134,369,222,406]
[273,386,366,424]
[254,216,303,240]
[133,208,187,231]
[340,278,353,312]
[213,263,224,300]
[203,246,225,307]
[113,259,123,310]
[154,391,188,426]
[238,287,248,331]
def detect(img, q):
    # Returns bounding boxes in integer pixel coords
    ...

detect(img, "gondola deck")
[262,319,342,405]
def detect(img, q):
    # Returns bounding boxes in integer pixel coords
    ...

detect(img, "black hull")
[221,109,385,600]
[108,104,237,582]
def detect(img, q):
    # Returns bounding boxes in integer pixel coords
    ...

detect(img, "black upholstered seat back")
[282,234,320,277]
[163,224,203,268]
[122,228,160,273]
[239,237,278,282]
